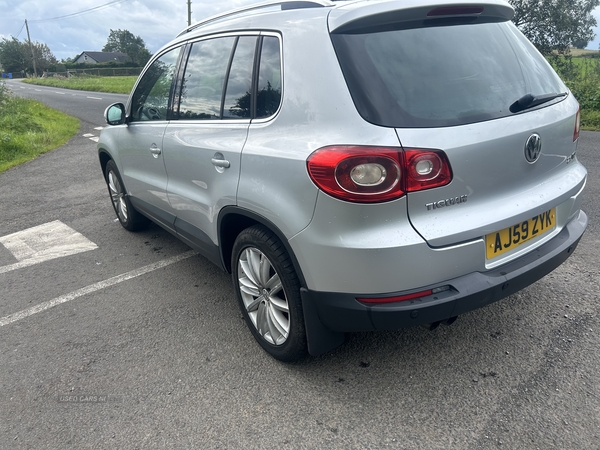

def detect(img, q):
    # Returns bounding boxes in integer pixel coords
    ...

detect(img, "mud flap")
[301,288,346,356]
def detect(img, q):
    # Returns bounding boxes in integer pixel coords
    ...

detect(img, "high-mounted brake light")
[574,107,581,142]
[427,6,484,16]
[307,146,452,203]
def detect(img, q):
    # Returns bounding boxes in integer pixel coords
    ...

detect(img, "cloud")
[1,0,256,60]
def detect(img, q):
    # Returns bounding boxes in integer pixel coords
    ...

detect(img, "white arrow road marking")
[0,220,98,275]
[83,133,100,142]
[0,251,196,327]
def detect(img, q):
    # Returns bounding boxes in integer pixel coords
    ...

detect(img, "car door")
[119,46,182,229]
[162,35,257,259]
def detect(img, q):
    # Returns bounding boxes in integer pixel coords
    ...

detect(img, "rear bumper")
[302,210,587,355]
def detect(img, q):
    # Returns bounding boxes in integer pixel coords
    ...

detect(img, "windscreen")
[331,21,567,128]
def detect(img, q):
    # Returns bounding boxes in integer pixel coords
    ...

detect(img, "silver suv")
[98,0,587,361]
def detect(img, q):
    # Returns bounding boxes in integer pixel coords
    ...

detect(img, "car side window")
[256,36,282,119]
[130,47,181,122]
[223,36,258,119]
[179,37,236,120]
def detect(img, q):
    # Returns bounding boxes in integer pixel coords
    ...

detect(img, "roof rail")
[177,0,334,37]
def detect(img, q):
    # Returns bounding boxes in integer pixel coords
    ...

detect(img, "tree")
[0,37,57,74]
[573,39,589,49]
[0,37,28,73]
[103,29,152,66]
[31,41,58,72]
[509,0,599,56]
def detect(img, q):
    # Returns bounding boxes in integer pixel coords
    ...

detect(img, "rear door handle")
[150,144,161,158]
[211,153,230,169]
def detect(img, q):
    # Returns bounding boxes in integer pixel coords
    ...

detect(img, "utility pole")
[187,0,192,26]
[24,20,38,78]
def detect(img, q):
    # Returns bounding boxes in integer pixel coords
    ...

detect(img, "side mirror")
[104,103,126,126]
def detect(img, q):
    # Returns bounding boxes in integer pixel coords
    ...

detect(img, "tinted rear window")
[331,22,567,128]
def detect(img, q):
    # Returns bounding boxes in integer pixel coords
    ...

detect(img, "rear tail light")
[574,107,581,141]
[307,146,452,203]
[404,149,452,192]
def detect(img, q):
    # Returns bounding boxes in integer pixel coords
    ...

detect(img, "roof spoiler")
[328,0,514,34]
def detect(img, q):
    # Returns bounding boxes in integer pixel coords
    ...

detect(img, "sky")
[0,0,258,61]
[2,0,600,62]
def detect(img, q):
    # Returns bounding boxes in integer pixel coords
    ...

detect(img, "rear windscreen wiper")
[509,92,568,114]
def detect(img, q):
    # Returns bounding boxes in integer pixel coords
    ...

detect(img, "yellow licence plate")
[485,208,556,259]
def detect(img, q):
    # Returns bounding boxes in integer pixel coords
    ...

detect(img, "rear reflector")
[357,286,451,304]
[427,6,484,16]
[357,289,433,304]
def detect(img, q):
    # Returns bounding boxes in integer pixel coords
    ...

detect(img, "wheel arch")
[98,148,114,176]
[218,206,307,288]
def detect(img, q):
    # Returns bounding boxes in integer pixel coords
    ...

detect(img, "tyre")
[104,160,149,231]
[232,225,307,362]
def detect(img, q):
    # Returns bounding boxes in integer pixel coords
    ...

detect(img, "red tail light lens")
[307,146,403,203]
[307,146,452,203]
[357,289,434,304]
[574,107,581,142]
[405,149,453,192]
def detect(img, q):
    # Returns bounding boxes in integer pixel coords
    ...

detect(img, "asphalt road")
[1,79,599,449]
[4,79,127,125]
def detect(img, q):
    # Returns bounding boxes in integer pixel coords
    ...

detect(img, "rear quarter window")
[256,36,282,119]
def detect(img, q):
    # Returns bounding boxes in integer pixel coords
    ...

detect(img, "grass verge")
[22,76,136,95]
[0,82,80,173]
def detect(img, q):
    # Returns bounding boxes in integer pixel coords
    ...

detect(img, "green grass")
[22,75,137,95]
[0,82,80,173]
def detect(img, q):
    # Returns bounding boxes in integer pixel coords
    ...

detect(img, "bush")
[552,57,600,130]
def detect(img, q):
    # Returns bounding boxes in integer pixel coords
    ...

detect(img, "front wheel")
[232,225,307,362]
[104,160,149,231]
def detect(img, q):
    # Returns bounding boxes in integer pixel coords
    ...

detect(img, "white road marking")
[94,127,104,131]
[0,251,196,327]
[87,96,103,100]
[89,137,99,142]
[0,221,98,275]
[82,133,95,137]
[54,91,65,95]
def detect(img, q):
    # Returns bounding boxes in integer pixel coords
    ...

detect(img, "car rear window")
[331,21,567,128]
